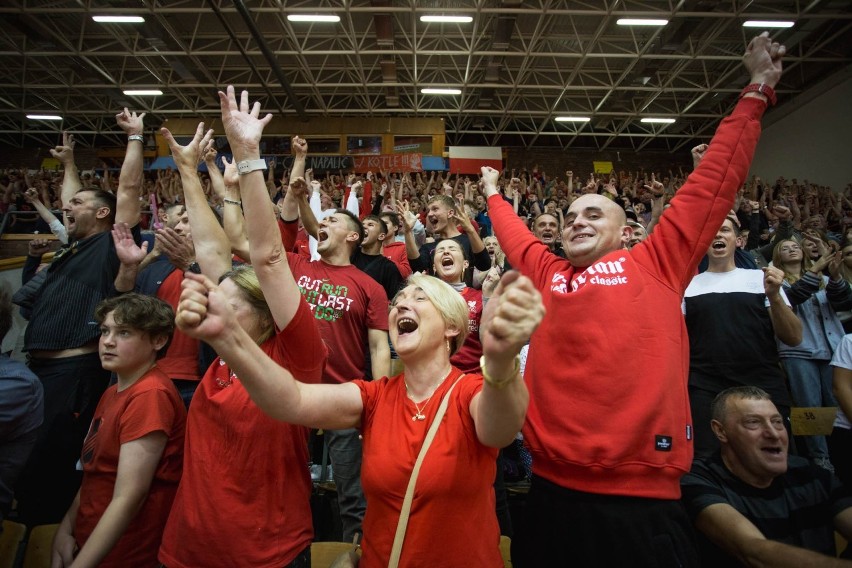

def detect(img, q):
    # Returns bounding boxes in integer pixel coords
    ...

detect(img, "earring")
[446,339,451,353]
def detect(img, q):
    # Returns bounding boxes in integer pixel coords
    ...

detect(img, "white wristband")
[237,159,267,175]
[127,134,144,143]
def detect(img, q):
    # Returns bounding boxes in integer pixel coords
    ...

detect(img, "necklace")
[403,368,452,421]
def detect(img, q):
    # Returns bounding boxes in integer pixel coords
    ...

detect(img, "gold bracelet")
[479,355,520,390]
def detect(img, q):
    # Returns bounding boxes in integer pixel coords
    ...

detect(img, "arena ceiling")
[0,0,850,154]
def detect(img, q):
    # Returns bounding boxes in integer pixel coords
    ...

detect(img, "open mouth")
[572,233,592,242]
[397,318,418,335]
[441,256,455,268]
[761,446,783,456]
[317,229,329,243]
[712,241,726,250]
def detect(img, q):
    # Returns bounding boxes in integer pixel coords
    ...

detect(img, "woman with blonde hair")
[772,238,852,471]
[174,90,543,564]
[156,97,326,568]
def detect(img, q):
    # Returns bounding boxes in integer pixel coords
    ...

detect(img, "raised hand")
[115,108,145,136]
[691,143,709,169]
[762,265,785,298]
[49,131,76,164]
[289,177,309,200]
[112,222,149,265]
[217,85,272,159]
[221,155,240,189]
[156,228,195,271]
[743,32,786,87]
[160,122,214,171]
[175,272,236,342]
[24,187,42,204]
[292,136,308,158]
[643,173,665,197]
[480,271,545,361]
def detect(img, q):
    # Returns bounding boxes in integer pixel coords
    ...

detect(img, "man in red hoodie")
[482,32,786,567]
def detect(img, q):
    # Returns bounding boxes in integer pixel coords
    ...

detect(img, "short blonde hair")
[402,274,469,355]
[220,265,274,344]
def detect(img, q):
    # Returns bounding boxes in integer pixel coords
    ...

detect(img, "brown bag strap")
[387,374,465,568]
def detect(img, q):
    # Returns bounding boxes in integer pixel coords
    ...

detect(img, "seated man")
[681,386,852,567]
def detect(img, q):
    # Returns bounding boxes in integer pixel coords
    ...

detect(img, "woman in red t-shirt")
[155,106,327,568]
[177,267,544,567]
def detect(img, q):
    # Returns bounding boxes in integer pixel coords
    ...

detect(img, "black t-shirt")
[681,453,851,566]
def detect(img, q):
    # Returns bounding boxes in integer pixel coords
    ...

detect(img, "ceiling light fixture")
[123,89,164,96]
[555,116,591,122]
[641,118,676,123]
[742,20,795,28]
[421,88,462,95]
[616,18,669,26]
[420,16,474,23]
[92,16,145,23]
[27,114,63,120]
[287,15,341,22]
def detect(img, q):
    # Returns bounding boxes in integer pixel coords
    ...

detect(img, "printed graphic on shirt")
[81,417,103,465]
[467,301,480,333]
[297,275,356,321]
[550,257,630,294]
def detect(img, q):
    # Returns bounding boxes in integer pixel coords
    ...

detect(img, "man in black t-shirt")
[682,386,852,567]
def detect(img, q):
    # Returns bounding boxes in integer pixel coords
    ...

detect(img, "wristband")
[236,159,267,175]
[223,198,242,206]
[739,83,777,106]
[127,134,144,143]
[479,355,521,390]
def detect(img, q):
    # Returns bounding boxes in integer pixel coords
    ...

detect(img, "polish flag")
[448,146,502,174]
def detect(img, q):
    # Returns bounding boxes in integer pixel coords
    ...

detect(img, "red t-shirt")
[382,241,412,279]
[289,254,389,383]
[75,366,186,567]
[450,286,483,373]
[155,269,201,381]
[355,368,502,567]
[159,299,327,568]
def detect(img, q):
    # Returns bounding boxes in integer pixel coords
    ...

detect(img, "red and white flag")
[448,146,502,174]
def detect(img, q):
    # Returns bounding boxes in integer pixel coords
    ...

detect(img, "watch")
[236,158,268,175]
[739,83,777,106]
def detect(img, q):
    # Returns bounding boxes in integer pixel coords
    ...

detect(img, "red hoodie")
[489,97,766,499]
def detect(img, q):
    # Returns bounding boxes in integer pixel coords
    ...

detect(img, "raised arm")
[218,85,301,328]
[160,123,231,280]
[763,265,802,346]
[50,132,81,207]
[176,272,363,429]
[471,271,543,447]
[218,155,250,260]
[114,109,145,227]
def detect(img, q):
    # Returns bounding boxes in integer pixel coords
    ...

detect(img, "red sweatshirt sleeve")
[632,96,766,292]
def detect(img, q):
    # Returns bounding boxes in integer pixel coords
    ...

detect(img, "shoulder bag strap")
[387,374,465,568]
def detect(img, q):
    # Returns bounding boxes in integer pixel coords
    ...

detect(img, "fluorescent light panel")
[123,89,163,96]
[287,15,340,22]
[420,15,473,23]
[555,116,591,122]
[641,118,676,123]
[92,15,145,23]
[617,18,669,26]
[421,88,461,95]
[743,20,795,28]
[27,114,62,120]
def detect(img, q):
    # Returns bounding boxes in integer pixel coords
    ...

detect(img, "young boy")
[52,293,186,567]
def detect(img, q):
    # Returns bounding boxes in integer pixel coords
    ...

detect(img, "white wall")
[750,69,852,191]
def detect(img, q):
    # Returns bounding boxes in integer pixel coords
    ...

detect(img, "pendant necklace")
[403,368,452,421]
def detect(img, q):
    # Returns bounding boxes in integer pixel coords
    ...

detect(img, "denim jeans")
[326,428,366,542]
[782,357,836,460]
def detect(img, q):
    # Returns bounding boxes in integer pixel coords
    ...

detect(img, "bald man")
[481,32,786,568]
